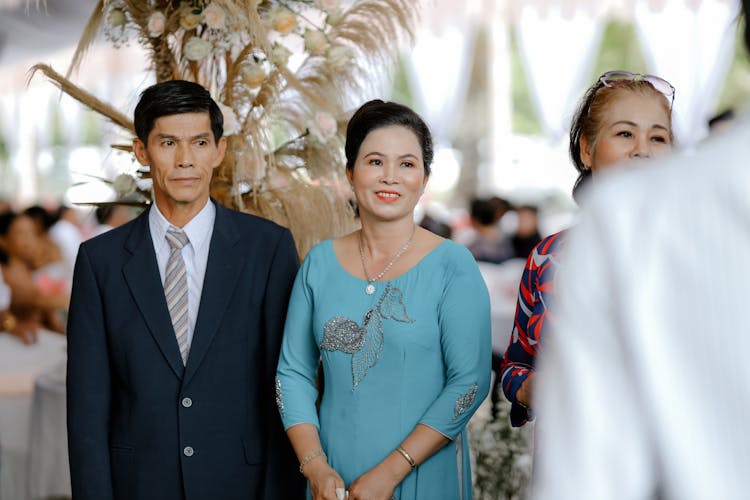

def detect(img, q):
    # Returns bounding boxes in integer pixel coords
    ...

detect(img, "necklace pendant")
[365,283,376,295]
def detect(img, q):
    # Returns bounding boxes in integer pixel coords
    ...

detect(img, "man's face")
[133,112,226,215]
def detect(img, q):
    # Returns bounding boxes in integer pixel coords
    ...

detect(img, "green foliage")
[509,28,542,135]
[589,19,648,80]
[82,110,103,145]
[715,18,750,116]
[50,107,65,147]
[389,55,416,109]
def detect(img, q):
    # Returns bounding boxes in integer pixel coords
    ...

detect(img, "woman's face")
[347,125,428,223]
[5,215,40,266]
[581,91,672,172]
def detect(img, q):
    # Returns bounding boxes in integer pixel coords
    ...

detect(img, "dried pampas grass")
[29,0,421,258]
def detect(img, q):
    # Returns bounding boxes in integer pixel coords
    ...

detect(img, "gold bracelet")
[1,313,17,332]
[299,449,325,474]
[396,446,416,471]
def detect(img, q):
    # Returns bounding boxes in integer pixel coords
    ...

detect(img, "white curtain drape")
[515,3,605,141]
[406,0,483,146]
[634,0,739,146]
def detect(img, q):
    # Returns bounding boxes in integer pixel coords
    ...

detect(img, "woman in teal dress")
[276,100,491,500]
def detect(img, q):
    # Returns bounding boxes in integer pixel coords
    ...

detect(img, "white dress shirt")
[149,200,215,352]
[532,116,750,500]
[0,271,10,311]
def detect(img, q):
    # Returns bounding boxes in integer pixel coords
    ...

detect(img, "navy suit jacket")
[66,201,305,500]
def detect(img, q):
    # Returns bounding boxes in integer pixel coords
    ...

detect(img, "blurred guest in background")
[48,204,85,283]
[418,211,452,239]
[466,197,514,264]
[23,205,64,270]
[707,108,736,136]
[91,204,138,238]
[510,204,542,259]
[488,195,512,227]
[533,4,750,497]
[0,212,69,334]
[0,265,38,344]
[501,70,675,427]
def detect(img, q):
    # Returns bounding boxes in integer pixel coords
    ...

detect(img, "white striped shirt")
[149,200,215,352]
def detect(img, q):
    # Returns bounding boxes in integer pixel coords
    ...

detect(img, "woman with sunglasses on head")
[501,71,675,427]
[276,100,491,500]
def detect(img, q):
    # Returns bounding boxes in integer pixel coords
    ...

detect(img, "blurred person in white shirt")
[48,204,84,285]
[532,2,750,498]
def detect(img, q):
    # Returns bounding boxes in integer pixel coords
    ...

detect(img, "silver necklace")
[359,225,416,295]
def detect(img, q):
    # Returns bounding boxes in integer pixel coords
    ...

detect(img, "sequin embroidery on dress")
[453,383,478,420]
[320,284,414,390]
[275,377,285,416]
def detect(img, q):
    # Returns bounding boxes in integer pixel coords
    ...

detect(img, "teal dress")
[276,239,491,500]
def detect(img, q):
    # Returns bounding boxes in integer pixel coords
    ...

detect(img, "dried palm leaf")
[27,64,134,133]
[65,0,105,78]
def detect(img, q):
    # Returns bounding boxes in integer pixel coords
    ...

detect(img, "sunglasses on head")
[598,70,675,109]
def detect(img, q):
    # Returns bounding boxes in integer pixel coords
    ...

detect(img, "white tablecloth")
[0,330,67,500]
[29,362,69,499]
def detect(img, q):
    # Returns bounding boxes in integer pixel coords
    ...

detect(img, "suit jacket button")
[183,446,194,457]
[182,397,192,408]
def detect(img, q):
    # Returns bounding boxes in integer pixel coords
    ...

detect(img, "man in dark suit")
[67,80,304,500]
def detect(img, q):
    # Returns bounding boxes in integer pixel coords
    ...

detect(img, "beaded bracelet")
[299,449,325,473]
[396,446,416,471]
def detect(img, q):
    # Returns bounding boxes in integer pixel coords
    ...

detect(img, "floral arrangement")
[30,0,419,256]
[469,398,533,499]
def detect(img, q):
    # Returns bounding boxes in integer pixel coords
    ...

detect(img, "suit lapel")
[122,210,186,379]
[183,202,243,385]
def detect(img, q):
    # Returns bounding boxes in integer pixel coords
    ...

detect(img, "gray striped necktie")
[164,227,190,365]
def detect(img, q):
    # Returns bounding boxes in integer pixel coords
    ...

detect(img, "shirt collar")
[149,199,216,252]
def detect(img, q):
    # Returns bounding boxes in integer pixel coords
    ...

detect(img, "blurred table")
[29,362,69,499]
[477,259,526,352]
[0,330,66,500]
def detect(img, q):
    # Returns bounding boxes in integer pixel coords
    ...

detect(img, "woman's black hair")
[345,100,433,176]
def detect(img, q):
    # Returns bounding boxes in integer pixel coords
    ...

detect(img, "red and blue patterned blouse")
[501,230,567,427]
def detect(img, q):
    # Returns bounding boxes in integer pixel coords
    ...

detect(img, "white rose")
[202,3,226,30]
[180,11,203,31]
[309,111,338,143]
[316,0,338,11]
[270,8,296,34]
[107,8,126,28]
[183,36,213,61]
[326,6,345,25]
[218,103,240,136]
[326,45,351,70]
[241,63,266,88]
[304,29,328,56]
[269,43,292,67]
[112,174,137,197]
[147,12,166,37]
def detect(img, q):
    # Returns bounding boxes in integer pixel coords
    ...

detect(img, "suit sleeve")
[66,243,114,500]
[260,228,306,499]
[418,247,492,438]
